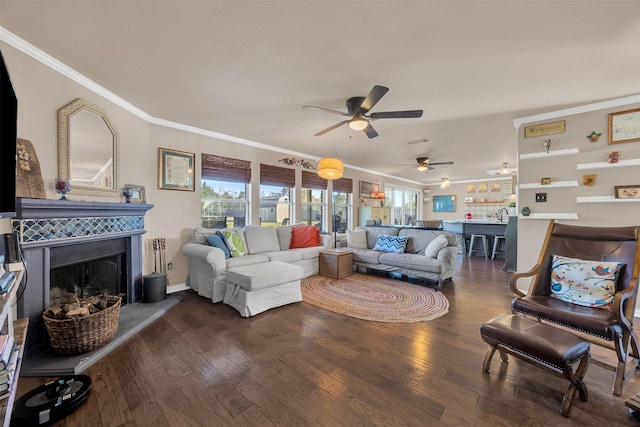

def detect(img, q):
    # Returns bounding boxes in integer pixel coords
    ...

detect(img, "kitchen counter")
[442,219,511,260]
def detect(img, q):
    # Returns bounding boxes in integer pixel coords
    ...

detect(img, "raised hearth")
[12,198,153,357]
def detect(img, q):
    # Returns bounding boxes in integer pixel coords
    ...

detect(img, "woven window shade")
[333,177,353,193]
[201,153,251,183]
[302,171,327,190]
[260,164,295,187]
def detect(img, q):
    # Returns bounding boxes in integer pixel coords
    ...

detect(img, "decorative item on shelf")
[607,151,621,164]
[278,157,315,170]
[583,174,596,187]
[16,138,46,199]
[440,178,450,189]
[508,201,517,216]
[587,131,601,142]
[521,206,531,216]
[541,177,551,185]
[542,139,552,153]
[54,178,71,200]
[123,184,146,203]
[122,188,132,203]
[465,212,472,220]
[464,197,474,202]
[614,185,640,199]
[608,108,640,145]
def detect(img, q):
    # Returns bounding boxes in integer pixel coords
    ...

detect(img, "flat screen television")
[0,49,17,219]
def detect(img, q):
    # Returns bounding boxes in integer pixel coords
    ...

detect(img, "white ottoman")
[224,261,304,317]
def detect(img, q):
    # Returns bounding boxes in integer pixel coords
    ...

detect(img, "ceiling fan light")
[500,162,511,174]
[317,157,344,180]
[348,118,368,131]
[416,164,428,172]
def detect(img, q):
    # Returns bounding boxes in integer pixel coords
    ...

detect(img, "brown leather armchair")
[510,221,640,396]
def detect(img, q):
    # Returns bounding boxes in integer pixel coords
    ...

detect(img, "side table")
[319,249,353,279]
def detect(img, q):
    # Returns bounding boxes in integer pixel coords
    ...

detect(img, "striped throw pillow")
[373,234,409,254]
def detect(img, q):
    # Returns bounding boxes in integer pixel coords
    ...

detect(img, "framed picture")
[478,183,488,193]
[124,184,145,203]
[490,182,501,192]
[614,185,640,199]
[541,177,551,185]
[360,180,379,198]
[158,148,195,191]
[433,195,456,212]
[609,108,640,145]
[466,184,476,193]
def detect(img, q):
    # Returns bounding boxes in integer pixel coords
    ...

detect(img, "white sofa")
[182,225,329,302]
[342,226,458,290]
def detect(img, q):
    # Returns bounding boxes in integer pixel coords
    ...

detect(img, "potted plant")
[508,201,517,216]
[521,206,531,217]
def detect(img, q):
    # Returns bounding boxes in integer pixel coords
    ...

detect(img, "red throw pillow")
[290,226,320,249]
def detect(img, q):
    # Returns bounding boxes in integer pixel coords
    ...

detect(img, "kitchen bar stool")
[468,234,488,259]
[492,235,506,260]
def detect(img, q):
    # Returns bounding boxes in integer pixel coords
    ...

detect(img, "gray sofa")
[182,225,329,303]
[342,226,458,290]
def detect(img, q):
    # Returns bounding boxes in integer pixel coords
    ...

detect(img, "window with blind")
[301,171,327,228]
[201,154,251,228]
[332,177,353,232]
[259,164,294,226]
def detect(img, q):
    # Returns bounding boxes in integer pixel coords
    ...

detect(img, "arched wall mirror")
[58,98,120,197]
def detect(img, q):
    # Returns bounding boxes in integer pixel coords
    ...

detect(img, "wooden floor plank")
[14,256,640,426]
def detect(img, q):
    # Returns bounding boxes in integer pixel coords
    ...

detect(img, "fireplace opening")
[49,238,128,307]
[50,253,126,307]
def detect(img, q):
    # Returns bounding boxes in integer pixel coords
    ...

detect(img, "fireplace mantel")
[16,198,153,219]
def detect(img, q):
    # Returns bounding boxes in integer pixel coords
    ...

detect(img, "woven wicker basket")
[43,295,121,356]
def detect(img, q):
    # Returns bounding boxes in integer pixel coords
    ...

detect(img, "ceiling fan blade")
[358,85,389,114]
[369,110,423,119]
[429,161,454,166]
[314,120,349,136]
[303,105,350,116]
[364,123,378,138]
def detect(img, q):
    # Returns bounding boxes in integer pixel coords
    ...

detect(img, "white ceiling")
[1,1,639,185]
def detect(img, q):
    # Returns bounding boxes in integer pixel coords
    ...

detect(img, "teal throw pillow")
[373,234,409,254]
[205,234,231,259]
[221,229,247,257]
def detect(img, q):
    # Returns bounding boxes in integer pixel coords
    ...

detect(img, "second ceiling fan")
[415,157,453,171]
[303,85,423,139]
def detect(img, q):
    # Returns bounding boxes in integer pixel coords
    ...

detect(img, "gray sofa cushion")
[398,228,456,254]
[351,248,384,264]
[193,227,220,245]
[355,226,399,249]
[379,253,444,274]
[263,250,303,263]
[244,225,280,254]
[226,254,270,268]
[276,226,293,250]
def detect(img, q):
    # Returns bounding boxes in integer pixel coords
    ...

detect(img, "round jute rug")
[301,273,449,323]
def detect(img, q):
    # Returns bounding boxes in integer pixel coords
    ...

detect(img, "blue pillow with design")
[205,234,231,259]
[373,234,409,254]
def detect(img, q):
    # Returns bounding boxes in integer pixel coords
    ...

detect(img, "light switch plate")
[535,193,547,202]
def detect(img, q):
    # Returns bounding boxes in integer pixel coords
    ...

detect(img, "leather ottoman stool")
[480,314,590,417]
[224,261,304,317]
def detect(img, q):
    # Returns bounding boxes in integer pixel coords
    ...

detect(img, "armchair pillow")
[373,234,409,254]
[424,234,448,258]
[346,229,367,249]
[550,254,625,309]
[205,234,231,259]
[290,225,321,248]
[221,229,247,258]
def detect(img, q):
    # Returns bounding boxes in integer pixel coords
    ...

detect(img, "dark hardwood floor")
[17,256,640,426]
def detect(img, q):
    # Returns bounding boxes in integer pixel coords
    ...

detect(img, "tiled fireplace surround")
[12,198,153,357]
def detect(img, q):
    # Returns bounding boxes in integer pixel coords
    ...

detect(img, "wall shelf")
[519,148,580,160]
[464,200,505,205]
[519,181,579,189]
[519,213,579,220]
[576,158,640,170]
[577,196,640,203]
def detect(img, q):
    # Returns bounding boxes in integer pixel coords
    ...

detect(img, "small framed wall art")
[158,148,195,191]
[609,108,640,145]
[614,185,640,199]
[124,184,146,203]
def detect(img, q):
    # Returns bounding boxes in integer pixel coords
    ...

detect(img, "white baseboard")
[167,283,189,294]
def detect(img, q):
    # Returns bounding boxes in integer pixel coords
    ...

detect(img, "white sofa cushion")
[244,225,280,254]
[263,250,303,263]
[226,254,270,268]
[424,234,449,258]
[346,229,367,248]
[276,226,293,250]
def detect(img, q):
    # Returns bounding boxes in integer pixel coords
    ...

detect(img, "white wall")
[1,42,422,287]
